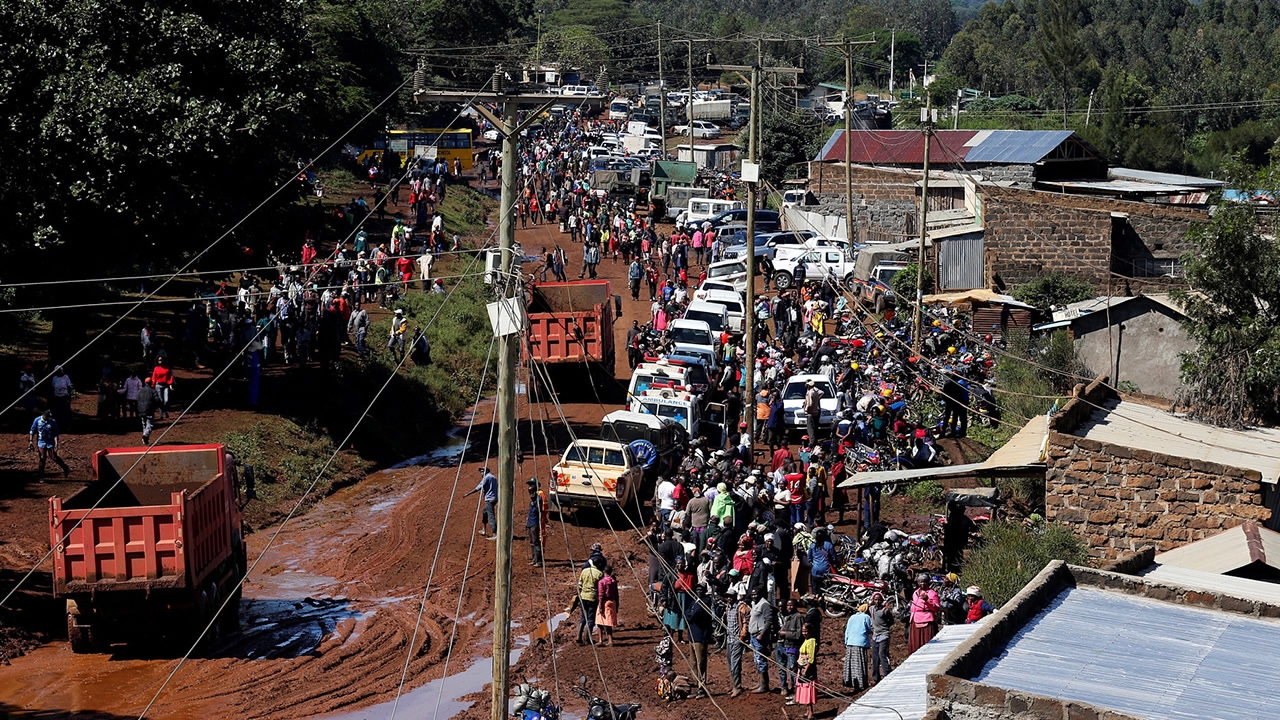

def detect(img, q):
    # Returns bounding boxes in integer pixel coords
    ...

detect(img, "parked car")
[781,374,842,435]
[550,440,646,513]
[705,259,748,293]
[691,278,740,301]
[673,120,722,139]
[666,318,716,357]
[690,209,780,235]
[772,247,858,290]
[701,289,746,335]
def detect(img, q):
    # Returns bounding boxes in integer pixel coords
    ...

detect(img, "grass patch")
[438,186,491,237]
[221,416,373,529]
[960,520,1088,607]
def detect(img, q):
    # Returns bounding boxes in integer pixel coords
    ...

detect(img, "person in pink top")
[691,228,705,266]
[907,573,941,654]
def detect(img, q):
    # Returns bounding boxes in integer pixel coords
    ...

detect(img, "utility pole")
[707,51,802,414]
[912,95,936,353]
[414,81,587,720]
[889,29,896,96]
[673,39,706,155]
[657,22,667,157]
[819,35,875,247]
[492,98,519,720]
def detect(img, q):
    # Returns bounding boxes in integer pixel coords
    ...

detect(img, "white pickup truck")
[772,246,857,290]
[550,439,645,513]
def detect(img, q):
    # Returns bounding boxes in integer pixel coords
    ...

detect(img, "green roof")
[653,160,697,184]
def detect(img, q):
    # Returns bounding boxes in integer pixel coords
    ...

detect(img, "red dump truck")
[49,443,246,652]
[525,280,620,375]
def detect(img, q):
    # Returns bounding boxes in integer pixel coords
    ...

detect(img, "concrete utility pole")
[819,35,875,247]
[912,94,936,353]
[889,29,896,96]
[415,82,595,720]
[657,22,667,157]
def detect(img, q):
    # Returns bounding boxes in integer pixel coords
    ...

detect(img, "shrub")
[905,480,944,504]
[961,520,1087,607]
[1010,272,1096,314]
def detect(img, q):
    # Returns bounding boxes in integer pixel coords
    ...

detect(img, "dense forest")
[5,0,1280,283]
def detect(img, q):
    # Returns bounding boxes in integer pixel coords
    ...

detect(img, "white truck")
[666,186,711,221]
[772,247,858,290]
[550,439,646,513]
[690,100,733,121]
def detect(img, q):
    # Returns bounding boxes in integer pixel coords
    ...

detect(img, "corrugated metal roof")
[1138,564,1280,605]
[1109,167,1226,188]
[814,130,1094,166]
[1038,179,1202,195]
[1072,399,1280,484]
[1153,522,1280,574]
[836,623,983,720]
[962,130,1074,163]
[840,414,1047,489]
[974,585,1280,720]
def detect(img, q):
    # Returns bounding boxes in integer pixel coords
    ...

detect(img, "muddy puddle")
[389,415,475,469]
[319,612,568,720]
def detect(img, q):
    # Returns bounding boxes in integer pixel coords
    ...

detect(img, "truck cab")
[550,440,645,512]
[852,242,912,312]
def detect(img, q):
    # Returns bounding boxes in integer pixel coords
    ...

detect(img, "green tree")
[1174,155,1280,426]
[759,109,821,185]
[890,261,933,312]
[1010,273,1096,314]
[1035,0,1087,128]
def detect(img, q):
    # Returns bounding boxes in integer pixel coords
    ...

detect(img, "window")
[826,251,841,263]
[586,446,607,465]
[684,310,723,332]
[670,327,710,345]
[564,445,585,462]
[604,448,626,467]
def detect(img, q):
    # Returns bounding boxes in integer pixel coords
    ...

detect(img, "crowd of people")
[499,106,1005,711]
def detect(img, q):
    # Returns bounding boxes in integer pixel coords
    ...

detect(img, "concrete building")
[1034,294,1192,399]
[923,560,1280,720]
[1044,378,1280,561]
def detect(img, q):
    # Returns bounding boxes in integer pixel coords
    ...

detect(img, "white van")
[667,318,715,357]
[628,387,702,435]
[701,289,746,335]
[608,98,631,121]
[683,300,730,337]
[627,362,692,400]
[679,198,744,230]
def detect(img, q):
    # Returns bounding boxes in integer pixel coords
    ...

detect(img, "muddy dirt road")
[0,213,911,720]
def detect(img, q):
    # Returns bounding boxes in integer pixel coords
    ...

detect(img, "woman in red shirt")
[150,359,174,419]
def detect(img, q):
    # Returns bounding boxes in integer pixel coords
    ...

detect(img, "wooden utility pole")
[414,82,594,720]
[912,95,935,353]
[819,35,875,248]
[707,53,802,407]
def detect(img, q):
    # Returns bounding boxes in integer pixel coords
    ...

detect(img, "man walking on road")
[29,409,70,476]
[136,378,158,444]
[465,467,499,538]
[526,477,546,566]
[573,557,604,645]
[627,258,643,300]
[348,306,370,358]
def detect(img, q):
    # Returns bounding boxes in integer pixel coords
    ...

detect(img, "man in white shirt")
[656,477,676,531]
[417,252,434,292]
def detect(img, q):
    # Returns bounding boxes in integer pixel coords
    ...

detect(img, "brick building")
[1044,378,1280,561]
[804,131,1212,290]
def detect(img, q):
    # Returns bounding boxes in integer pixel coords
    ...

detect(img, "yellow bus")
[358,128,474,170]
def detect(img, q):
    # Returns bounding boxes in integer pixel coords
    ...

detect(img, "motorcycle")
[820,573,890,617]
[573,676,642,720]
[512,683,560,720]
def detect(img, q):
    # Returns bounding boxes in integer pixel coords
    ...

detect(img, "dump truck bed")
[50,444,232,595]
[526,280,616,365]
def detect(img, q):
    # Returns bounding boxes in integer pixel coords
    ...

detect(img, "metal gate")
[938,231,985,290]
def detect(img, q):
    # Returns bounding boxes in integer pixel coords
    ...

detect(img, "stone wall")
[973,163,1037,187]
[1044,379,1271,561]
